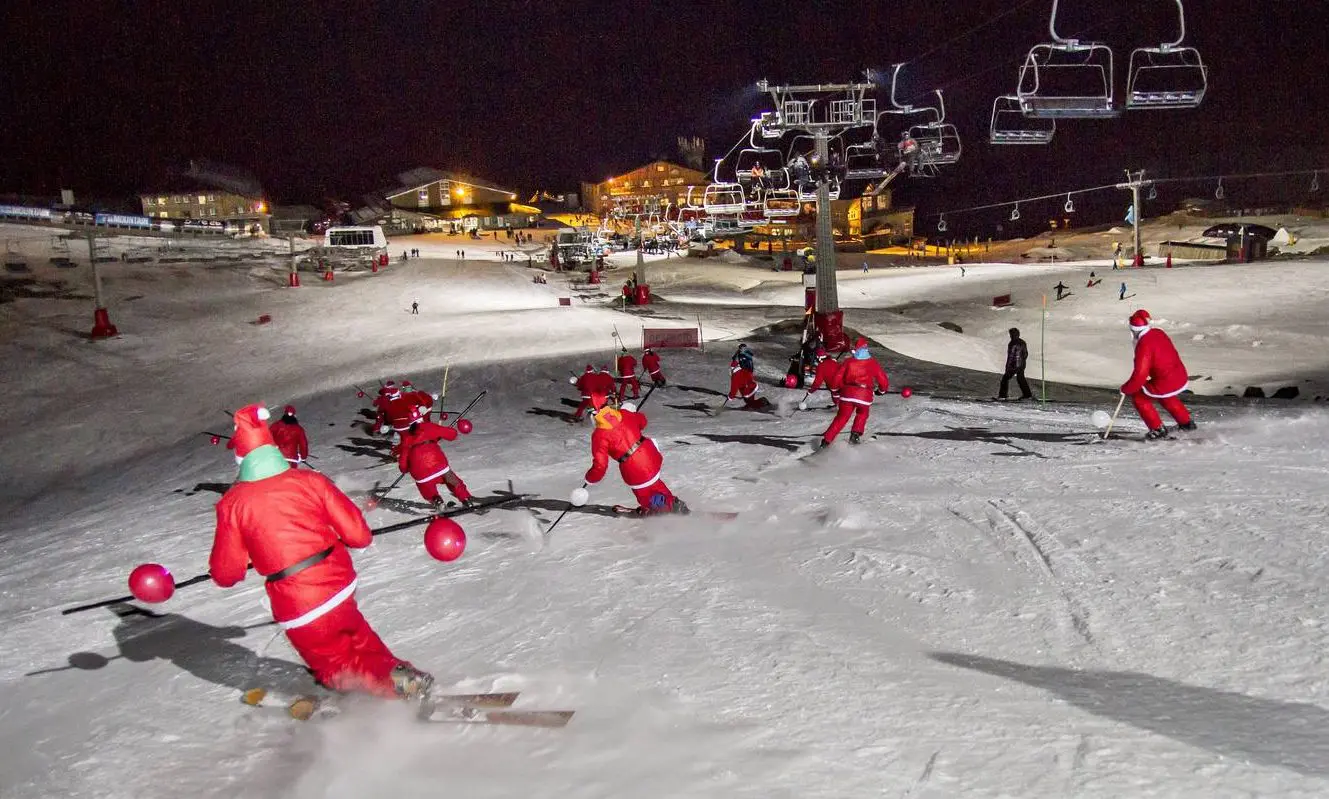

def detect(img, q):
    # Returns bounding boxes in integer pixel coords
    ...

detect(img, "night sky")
[2,1,1325,231]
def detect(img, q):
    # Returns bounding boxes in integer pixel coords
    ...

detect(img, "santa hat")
[643,348,653,354]
[1129,309,1151,332]
[853,336,869,350]
[585,364,594,373]
[283,404,297,417]
[231,404,275,458]
[589,391,610,410]
[815,347,827,358]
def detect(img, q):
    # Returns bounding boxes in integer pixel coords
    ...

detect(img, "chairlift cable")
[902,0,1045,69]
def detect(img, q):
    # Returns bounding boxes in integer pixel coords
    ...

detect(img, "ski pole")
[448,390,487,428]
[433,366,450,418]
[61,494,530,615]
[1102,393,1127,441]
[544,481,587,537]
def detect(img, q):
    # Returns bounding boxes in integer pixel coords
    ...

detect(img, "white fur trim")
[256,406,271,421]
[840,395,872,406]
[415,465,452,483]
[278,578,357,630]
[620,402,637,413]
[627,470,662,491]
[1143,382,1189,399]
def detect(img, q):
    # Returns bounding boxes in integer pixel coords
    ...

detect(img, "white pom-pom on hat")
[256,406,271,421]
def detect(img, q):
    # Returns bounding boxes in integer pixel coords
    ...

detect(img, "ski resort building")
[376,167,540,232]
[580,161,710,217]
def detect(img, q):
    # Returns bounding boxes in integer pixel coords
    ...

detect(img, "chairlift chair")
[1015,0,1120,119]
[844,140,890,181]
[762,188,801,218]
[702,183,746,215]
[910,123,962,166]
[989,95,1056,144]
[1125,1,1207,110]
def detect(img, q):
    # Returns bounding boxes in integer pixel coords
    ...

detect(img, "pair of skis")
[242,687,573,728]
[610,504,738,521]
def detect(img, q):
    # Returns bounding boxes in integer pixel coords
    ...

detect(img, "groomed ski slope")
[3,230,1329,797]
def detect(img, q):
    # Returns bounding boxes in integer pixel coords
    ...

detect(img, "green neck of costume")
[237,444,290,482]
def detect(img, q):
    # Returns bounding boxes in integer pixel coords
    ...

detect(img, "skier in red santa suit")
[806,348,844,407]
[570,364,597,422]
[269,404,310,466]
[371,383,398,434]
[727,361,770,410]
[387,384,435,436]
[584,393,688,515]
[210,404,432,699]
[398,417,473,510]
[615,349,641,399]
[820,337,889,447]
[641,348,666,387]
[595,364,619,402]
[1121,309,1196,439]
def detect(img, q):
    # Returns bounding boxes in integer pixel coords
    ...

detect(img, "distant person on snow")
[398,417,473,510]
[641,348,666,387]
[807,348,844,407]
[1054,281,1069,301]
[210,405,433,700]
[998,328,1033,401]
[1121,309,1196,440]
[269,405,310,466]
[615,349,640,399]
[819,337,889,447]
[728,360,770,410]
[584,392,688,516]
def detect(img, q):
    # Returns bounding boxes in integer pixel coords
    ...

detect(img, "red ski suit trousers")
[1132,392,1192,430]
[284,596,400,697]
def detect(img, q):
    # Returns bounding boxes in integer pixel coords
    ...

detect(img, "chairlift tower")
[755,79,878,349]
[1116,169,1152,267]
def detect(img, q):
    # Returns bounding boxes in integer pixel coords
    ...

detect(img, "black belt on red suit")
[616,437,646,463]
[266,545,335,583]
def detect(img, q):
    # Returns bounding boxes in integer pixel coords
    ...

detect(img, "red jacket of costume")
[836,357,889,406]
[269,419,309,462]
[585,407,664,491]
[572,370,595,399]
[728,366,759,399]
[1121,328,1189,398]
[642,351,662,377]
[210,470,371,628]
[387,391,433,432]
[616,353,637,379]
[591,370,617,396]
[808,359,844,394]
[398,420,459,481]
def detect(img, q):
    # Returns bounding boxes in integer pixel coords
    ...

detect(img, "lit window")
[656,165,665,172]
[144,197,154,206]
[158,196,167,205]
[418,189,429,204]
[198,195,207,204]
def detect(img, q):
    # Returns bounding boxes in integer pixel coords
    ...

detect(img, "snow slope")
[3,226,1329,797]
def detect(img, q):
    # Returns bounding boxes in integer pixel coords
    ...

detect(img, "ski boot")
[670,498,691,516]
[1178,421,1197,431]
[390,663,435,701]
[849,432,862,445]
[817,438,832,450]
[431,496,447,512]
[1145,427,1170,441]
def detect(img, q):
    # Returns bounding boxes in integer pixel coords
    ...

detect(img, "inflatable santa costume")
[584,393,687,515]
[615,350,641,399]
[727,361,769,410]
[209,404,432,699]
[1121,309,1196,439]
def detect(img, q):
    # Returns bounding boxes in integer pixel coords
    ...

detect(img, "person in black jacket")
[999,327,1033,400]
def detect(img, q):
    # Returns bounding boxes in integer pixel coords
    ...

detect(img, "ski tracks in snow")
[947,498,1110,653]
